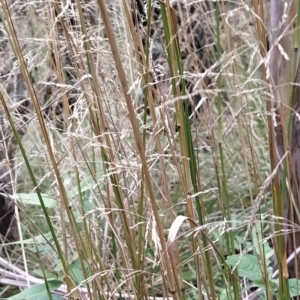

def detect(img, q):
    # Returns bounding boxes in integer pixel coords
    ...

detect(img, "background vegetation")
[0,0,295,299]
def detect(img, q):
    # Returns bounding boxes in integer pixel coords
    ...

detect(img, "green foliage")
[0,0,287,299]
[11,193,58,208]
[226,254,267,281]
[10,281,62,300]
[225,253,300,298]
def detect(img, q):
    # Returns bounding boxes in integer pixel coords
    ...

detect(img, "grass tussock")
[0,0,299,299]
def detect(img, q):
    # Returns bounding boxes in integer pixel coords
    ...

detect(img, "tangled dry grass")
[1,0,299,299]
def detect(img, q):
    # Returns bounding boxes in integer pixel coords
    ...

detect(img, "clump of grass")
[0,0,298,299]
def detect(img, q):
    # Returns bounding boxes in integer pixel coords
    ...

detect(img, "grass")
[0,0,298,299]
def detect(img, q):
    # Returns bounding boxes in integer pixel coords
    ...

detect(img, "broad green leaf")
[226,254,263,281]
[10,193,57,208]
[10,281,62,299]
[70,259,90,286]
[67,165,104,199]
[253,276,276,288]
[219,287,233,300]
[32,269,57,281]
[30,294,64,300]
[82,189,93,212]
[4,232,52,246]
[289,278,300,297]
[251,225,274,262]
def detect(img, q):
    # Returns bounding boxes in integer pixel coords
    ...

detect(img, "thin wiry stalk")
[268,1,300,298]
[0,94,54,300]
[214,2,240,298]
[0,2,77,295]
[0,254,175,300]
[0,1,286,299]
[96,0,180,298]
